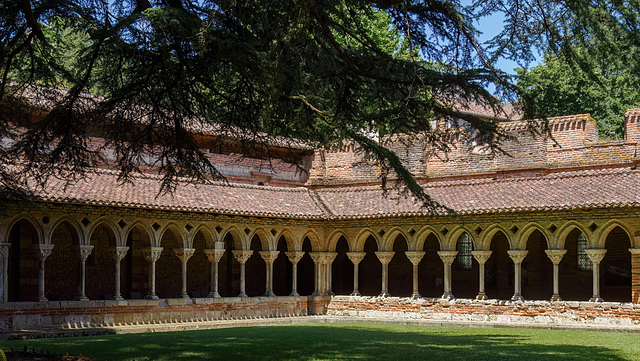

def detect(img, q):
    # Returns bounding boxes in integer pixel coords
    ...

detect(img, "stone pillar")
[308,252,323,296]
[77,245,94,301]
[630,248,640,303]
[0,242,11,303]
[472,250,492,300]
[141,247,163,300]
[346,252,365,296]
[112,246,129,301]
[406,251,425,298]
[375,251,395,297]
[585,249,607,302]
[204,247,225,298]
[259,251,279,297]
[545,249,567,301]
[285,251,305,296]
[324,252,337,296]
[232,250,253,297]
[437,250,457,300]
[507,250,528,301]
[174,248,195,299]
[33,244,54,302]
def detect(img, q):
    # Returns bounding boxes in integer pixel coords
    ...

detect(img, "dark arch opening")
[245,235,265,297]
[388,234,412,297]
[452,232,478,299]
[419,233,442,298]
[522,229,552,300]
[124,226,151,299]
[87,224,117,300]
[298,237,314,296]
[273,236,291,296]
[332,236,352,295]
[602,226,631,302]
[156,228,183,298]
[560,228,592,301]
[187,231,209,298]
[359,235,381,296]
[8,219,39,301]
[46,222,80,301]
[220,232,239,297]
[486,231,511,300]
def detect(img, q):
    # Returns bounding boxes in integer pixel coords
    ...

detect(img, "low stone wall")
[326,296,640,327]
[0,296,308,331]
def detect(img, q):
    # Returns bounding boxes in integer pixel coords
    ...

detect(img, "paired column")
[437,250,457,300]
[141,247,163,300]
[308,252,323,296]
[204,247,225,298]
[77,245,94,301]
[507,250,528,301]
[112,246,129,300]
[630,248,640,303]
[585,249,607,302]
[324,252,337,296]
[545,249,567,301]
[232,250,253,297]
[34,244,54,302]
[346,252,365,296]
[405,251,425,298]
[259,251,280,297]
[174,248,195,299]
[472,250,492,300]
[375,252,394,297]
[285,251,305,296]
[0,242,9,303]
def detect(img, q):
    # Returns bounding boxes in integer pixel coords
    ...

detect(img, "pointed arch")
[596,219,633,248]
[381,227,410,251]
[87,217,122,246]
[555,221,591,250]
[327,229,349,252]
[414,226,442,251]
[354,228,381,252]
[302,229,321,251]
[123,220,155,246]
[516,222,551,250]
[158,222,188,248]
[446,225,477,250]
[274,228,297,251]
[5,213,43,244]
[480,224,512,250]
[246,227,271,250]
[191,223,217,248]
[220,225,244,250]
[48,216,85,245]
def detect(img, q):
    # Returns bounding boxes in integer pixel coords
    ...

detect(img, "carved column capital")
[0,243,10,253]
[78,245,94,262]
[472,250,492,264]
[174,248,195,262]
[437,250,458,265]
[545,249,567,265]
[507,249,529,264]
[112,246,129,262]
[346,252,366,265]
[285,251,305,264]
[308,252,324,264]
[259,250,280,264]
[629,248,640,255]
[405,251,426,266]
[585,249,607,264]
[141,247,163,263]
[204,248,225,263]
[33,244,54,261]
[323,252,338,264]
[375,251,395,265]
[232,250,254,264]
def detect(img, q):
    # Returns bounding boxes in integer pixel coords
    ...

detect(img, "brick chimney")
[625,109,640,142]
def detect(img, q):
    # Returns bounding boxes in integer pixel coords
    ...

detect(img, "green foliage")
[516,51,640,137]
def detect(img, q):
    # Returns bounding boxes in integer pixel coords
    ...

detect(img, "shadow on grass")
[2,323,636,361]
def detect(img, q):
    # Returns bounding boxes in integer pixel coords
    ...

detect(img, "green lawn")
[2,323,640,361]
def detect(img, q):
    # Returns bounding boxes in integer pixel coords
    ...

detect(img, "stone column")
[405,251,425,298]
[259,251,279,297]
[141,247,163,300]
[346,252,365,296]
[375,251,394,297]
[437,250,457,300]
[112,246,129,301]
[308,252,323,296]
[324,252,338,296]
[545,249,567,301]
[585,249,607,302]
[285,251,305,296]
[77,245,94,301]
[174,248,195,299]
[0,242,11,303]
[204,248,225,298]
[630,248,640,303]
[507,250,528,301]
[472,250,492,300]
[33,244,54,302]
[232,250,253,297]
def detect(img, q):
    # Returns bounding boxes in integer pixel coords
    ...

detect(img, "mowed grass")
[2,323,640,361]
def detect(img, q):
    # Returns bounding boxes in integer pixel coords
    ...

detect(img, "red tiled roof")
[27,167,640,219]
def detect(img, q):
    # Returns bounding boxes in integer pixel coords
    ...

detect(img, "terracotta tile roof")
[315,167,640,219]
[33,169,326,219]
[26,166,640,219]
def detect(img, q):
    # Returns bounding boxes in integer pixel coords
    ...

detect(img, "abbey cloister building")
[1,109,640,330]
